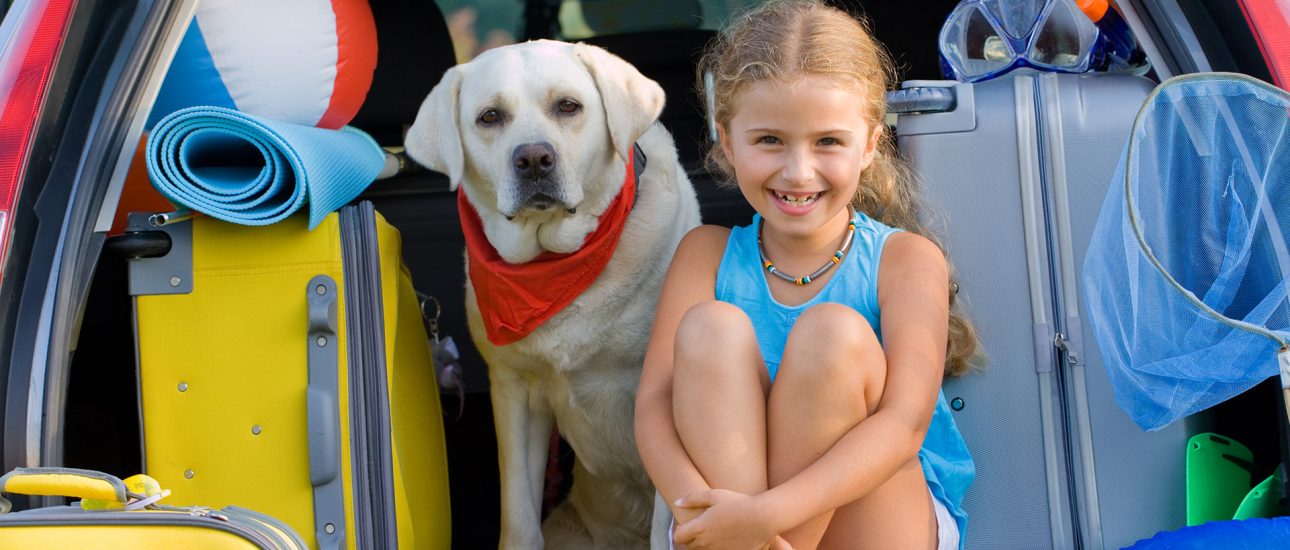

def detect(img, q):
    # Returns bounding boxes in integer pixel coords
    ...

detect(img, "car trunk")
[5,0,1284,548]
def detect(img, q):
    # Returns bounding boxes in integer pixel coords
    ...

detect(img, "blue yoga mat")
[146,106,384,229]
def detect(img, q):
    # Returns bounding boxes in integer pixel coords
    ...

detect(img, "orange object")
[316,0,379,129]
[109,136,175,236]
[1077,0,1110,22]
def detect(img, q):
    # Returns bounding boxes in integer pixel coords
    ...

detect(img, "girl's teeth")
[775,191,819,206]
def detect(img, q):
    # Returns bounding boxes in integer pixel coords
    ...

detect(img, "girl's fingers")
[673,520,699,544]
[675,490,713,509]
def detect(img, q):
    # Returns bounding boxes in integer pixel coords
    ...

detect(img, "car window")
[436,0,765,61]
[436,0,525,63]
[558,0,763,39]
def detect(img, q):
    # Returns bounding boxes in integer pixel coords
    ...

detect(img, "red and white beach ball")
[148,0,377,129]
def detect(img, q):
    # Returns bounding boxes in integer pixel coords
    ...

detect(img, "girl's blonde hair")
[699,0,979,376]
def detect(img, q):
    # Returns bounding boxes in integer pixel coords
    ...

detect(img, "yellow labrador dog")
[405,40,699,549]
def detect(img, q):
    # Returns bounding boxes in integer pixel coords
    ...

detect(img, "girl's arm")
[635,224,730,522]
[752,231,951,534]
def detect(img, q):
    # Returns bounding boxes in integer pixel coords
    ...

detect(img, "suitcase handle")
[307,275,346,549]
[0,468,128,512]
[887,86,955,114]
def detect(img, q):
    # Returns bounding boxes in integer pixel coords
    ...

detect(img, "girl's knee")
[781,303,886,394]
[790,303,880,354]
[789,303,882,364]
[676,301,754,350]
[674,301,762,379]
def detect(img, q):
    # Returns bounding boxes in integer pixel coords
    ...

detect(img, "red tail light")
[1239,0,1290,89]
[0,0,77,287]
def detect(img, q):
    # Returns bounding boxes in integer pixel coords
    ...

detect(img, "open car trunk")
[1,0,1280,548]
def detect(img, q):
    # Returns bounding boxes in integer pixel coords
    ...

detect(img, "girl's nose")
[780,147,815,185]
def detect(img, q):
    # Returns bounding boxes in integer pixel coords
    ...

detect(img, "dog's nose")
[512,142,556,180]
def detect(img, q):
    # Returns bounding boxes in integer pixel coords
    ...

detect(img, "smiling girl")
[633,1,977,549]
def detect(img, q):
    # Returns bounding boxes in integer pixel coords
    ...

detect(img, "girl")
[634,1,977,549]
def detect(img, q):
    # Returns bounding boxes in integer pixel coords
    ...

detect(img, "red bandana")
[459,148,638,346]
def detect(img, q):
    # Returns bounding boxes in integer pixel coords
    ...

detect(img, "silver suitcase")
[894,72,1188,549]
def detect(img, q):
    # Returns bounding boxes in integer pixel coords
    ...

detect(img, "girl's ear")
[716,123,733,161]
[861,123,883,167]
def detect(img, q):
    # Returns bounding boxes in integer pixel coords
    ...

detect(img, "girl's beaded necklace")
[757,206,858,285]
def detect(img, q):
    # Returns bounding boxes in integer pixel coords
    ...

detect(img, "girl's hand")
[672,489,778,550]
[768,536,795,550]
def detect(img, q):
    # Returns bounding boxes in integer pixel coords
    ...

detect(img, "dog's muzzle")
[510,142,571,215]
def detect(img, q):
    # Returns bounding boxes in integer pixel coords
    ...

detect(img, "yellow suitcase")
[125,201,450,549]
[0,467,307,549]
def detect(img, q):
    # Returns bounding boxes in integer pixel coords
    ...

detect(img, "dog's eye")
[556,100,581,114]
[478,109,501,126]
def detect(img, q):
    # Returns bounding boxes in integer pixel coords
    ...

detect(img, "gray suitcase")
[893,72,1188,549]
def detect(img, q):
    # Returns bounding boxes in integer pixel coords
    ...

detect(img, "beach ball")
[146,0,377,129]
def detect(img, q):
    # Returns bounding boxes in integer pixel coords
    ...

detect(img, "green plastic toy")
[1186,433,1255,526]
[1233,467,1287,520]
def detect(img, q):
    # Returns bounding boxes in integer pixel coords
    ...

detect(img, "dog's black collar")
[631,142,646,208]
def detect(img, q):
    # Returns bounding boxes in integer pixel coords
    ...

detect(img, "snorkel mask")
[939,0,1108,82]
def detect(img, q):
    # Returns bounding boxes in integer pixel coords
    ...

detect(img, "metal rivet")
[316,336,327,347]
[315,284,327,295]
[325,523,336,534]
[178,382,188,392]
[950,397,965,411]
[184,469,195,479]
[251,425,262,435]
[169,276,181,287]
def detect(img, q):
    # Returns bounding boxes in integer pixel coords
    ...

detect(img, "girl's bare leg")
[672,301,772,504]
[816,459,937,550]
[767,303,936,550]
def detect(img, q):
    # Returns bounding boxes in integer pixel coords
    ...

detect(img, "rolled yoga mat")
[146,106,385,229]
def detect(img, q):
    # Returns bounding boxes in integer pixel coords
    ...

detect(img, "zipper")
[0,508,288,549]
[224,505,311,549]
[339,203,397,550]
[340,206,375,550]
[1033,76,1084,549]
[1054,333,1079,368]
[192,507,284,549]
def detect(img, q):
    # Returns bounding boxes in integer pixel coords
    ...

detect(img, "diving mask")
[939,0,1107,82]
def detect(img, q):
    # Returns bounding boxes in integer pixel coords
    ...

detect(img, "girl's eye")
[756,135,781,145]
[557,99,581,114]
[478,109,502,126]
[819,137,840,146]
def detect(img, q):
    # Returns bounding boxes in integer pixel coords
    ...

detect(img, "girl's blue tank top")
[715,212,974,544]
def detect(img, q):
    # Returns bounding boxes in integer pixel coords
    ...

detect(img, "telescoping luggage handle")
[306,275,346,550]
[886,81,977,136]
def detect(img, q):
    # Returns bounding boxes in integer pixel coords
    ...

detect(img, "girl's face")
[719,76,881,242]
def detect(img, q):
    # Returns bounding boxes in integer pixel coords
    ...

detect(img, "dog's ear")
[574,43,665,161]
[405,65,465,190]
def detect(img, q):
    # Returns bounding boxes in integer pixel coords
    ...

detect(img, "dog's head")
[406,40,663,236]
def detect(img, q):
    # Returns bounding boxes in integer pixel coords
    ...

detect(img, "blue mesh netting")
[1082,73,1290,431]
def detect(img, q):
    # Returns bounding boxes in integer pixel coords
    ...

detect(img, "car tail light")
[0,0,77,288]
[1239,0,1290,89]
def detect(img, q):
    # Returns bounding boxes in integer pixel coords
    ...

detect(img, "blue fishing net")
[1083,73,1290,431]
